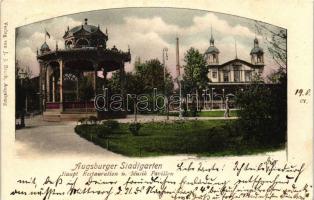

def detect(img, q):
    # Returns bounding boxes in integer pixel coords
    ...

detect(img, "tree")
[236,23,287,146]
[15,61,33,128]
[135,58,173,94]
[182,47,208,95]
[106,59,174,116]
[255,21,287,71]
[78,76,94,101]
[181,48,208,116]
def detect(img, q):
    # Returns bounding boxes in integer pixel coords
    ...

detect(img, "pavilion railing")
[46,101,95,112]
[46,102,60,109]
[63,101,95,112]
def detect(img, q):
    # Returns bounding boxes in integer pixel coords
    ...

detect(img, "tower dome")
[204,27,219,65]
[250,37,263,55]
[250,37,264,65]
[40,41,50,53]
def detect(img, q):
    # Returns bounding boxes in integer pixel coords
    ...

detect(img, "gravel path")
[15,116,122,159]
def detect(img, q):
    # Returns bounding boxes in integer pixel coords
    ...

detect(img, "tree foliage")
[78,76,94,101]
[255,21,287,71]
[182,47,208,95]
[108,58,173,95]
[15,62,34,115]
[236,22,287,145]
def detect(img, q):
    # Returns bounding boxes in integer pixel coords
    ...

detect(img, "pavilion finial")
[106,27,108,35]
[209,25,215,46]
[84,18,88,25]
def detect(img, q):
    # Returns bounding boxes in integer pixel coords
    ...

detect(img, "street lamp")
[178,75,183,119]
[222,88,225,109]
[211,88,215,110]
[162,47,168,83]
[162,47,168,119]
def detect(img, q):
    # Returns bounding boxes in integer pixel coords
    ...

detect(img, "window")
[234,70,240,82]
[76,39,89,47]
[245,71,252,82]
[223,71,229,82]
[212,71,217,78]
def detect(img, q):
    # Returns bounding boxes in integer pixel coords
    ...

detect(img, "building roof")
[205,46,220,54]
[68,24,99,35]
[208,58,264,68]
[63,18,106,39]
[250,46,264,54]
[40,42,50,51]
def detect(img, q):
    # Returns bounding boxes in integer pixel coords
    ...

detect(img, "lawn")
[161,110,238,117]
[74,119,284,157]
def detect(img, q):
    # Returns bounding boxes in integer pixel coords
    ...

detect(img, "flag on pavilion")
[45,29,50,39]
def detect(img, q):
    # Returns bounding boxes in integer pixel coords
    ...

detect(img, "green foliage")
[87,116,98,124]
[96,125,111,138]
[102,120,119,129]
[235,72,287,145]
[108,59,173,96]
[74,120,284,157]
[107,59,174,114]
[128,123,142,136]
[78,117,87,124]
[79,76,94,101]
[15,63,35,115]
[182,47,208,95]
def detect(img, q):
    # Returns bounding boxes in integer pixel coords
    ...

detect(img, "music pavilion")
[37,19,131,121]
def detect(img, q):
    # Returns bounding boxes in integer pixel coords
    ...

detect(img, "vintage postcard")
[1,0,313,199]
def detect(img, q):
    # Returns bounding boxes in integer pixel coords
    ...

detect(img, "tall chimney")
[176,37,180,77]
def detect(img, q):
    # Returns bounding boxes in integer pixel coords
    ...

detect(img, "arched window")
[66,41,73,48]
[76,39,89,47]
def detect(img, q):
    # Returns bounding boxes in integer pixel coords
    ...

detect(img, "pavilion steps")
[43,111,96,122]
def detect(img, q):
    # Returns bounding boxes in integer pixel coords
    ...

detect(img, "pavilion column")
[52,74,56,102]
[103,70,107,89]
[76,76,79,101]
[39,62,44,113]
[46,66,50,102]
[119,62,126,110]
[93,63,98,97]
[59,59,64,111]
[43,65,47,110]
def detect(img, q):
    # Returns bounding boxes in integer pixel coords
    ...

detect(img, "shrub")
[102,120,119,129]
[87,116,98,125]
[96,125,111,138]
[129,123,142,136]
[78,117,87,125]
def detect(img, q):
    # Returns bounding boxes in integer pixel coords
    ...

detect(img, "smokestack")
[176,37,180,77]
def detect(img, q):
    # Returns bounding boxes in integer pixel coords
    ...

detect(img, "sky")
[16,7,286,79]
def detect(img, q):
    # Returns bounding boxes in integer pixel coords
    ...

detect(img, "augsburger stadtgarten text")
[71,162,163,172]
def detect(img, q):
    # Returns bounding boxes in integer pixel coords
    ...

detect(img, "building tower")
[40,42,50,54]
[204,27,220,65]
[250,37,264,65]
